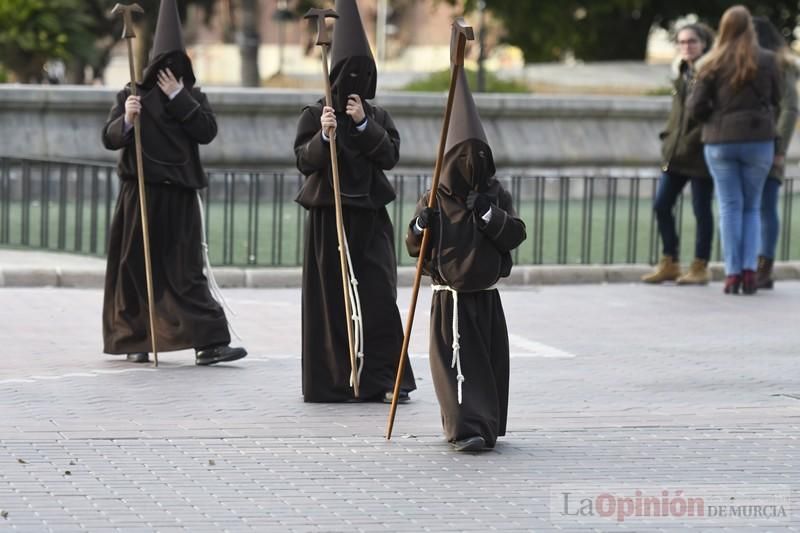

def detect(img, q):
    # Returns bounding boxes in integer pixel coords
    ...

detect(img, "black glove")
[416,207,438,229]
[466,191,491,215]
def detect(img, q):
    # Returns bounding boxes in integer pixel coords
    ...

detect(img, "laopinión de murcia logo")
[551,485,791,524]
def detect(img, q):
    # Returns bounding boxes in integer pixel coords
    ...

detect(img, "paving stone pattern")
[1,283,799,531]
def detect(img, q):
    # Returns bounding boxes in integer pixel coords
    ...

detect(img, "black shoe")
[383,390,410,404]
[126,353,149,363]
[451,436,487,452]
[195,345,247,366]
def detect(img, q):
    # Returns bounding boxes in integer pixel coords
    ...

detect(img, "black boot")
[195,345,248,366]
[382,390,410,404]
[451,436,487,452]
[126,353,149,363]
[756,255,774,289]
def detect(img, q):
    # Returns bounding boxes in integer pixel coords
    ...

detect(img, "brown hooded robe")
[101,0,229,354]
[293,0,415,402]
[406,67,526,446]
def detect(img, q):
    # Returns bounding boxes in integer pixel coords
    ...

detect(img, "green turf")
[3,191,799,266]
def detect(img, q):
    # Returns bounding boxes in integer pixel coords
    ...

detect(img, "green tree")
[449,0,800,62]
[0,0,216,84]
[69,0,216,84]
[0,0,91,82]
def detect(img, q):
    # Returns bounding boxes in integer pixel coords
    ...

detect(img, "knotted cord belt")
[342,232,365,386]
[197,192,240,340]
[431,284,496,404]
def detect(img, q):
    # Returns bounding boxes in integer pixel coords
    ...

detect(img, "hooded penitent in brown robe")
[407,66,526,448]
[294,0,415,402]
[101,0,229,354]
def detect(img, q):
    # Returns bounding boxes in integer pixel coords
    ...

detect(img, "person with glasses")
[642,23,716,285]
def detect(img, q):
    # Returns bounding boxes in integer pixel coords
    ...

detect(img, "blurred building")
[104,0,523,89]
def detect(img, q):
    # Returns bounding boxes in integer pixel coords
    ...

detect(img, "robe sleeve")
[350,107,400,171]
[406,192,430,258]
[294,106,331,176]
[480,188,527,253]
[164,87,218,145]
[101,88,133,151]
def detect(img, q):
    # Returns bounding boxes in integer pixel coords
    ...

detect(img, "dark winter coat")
[688,48,782,145]
[772,58,799,182]
[660,60,711,178]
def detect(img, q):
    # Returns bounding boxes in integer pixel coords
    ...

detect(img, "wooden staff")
[385,19,474,439]
[303,8,359,397]
[110,3,159,367]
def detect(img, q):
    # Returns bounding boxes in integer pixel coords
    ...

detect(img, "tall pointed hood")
[141,0,196,90]
[328,0,376,110]
[441,66,495,195]
[445,65,488,153]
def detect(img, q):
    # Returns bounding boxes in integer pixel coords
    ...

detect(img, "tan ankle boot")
[676,258,710,285]
[641,255,681,283]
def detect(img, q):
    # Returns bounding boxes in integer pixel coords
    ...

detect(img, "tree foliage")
[0,0,215,83]
[75,0,216,84]
[450,0,800,62]
[0,0,91,82]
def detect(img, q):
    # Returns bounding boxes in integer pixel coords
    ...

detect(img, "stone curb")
[1,262,799,288]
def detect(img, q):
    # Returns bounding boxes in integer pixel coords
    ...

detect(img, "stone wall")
[1,84,797,172]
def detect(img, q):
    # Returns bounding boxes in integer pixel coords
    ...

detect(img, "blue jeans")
[653,171,714,260]
[760,176,781,260]
[704,141,773,274]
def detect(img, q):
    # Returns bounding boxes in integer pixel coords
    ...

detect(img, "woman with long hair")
[642,22,716,285]
[752,16,798,289]
[688,5,782,294]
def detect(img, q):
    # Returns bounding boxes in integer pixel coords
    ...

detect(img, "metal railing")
[1,157,798,266]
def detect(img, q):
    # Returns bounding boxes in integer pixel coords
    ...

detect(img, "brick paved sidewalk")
[1,283,799,531]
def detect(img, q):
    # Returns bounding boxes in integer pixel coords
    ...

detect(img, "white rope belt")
[197,192,240,340]
[342,232,365,386]
[431,284,497,404]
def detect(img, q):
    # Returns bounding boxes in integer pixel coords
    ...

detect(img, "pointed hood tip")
[444,66,489,155]
[330,0,375,68]
[329,0,377,106]
[151,0,186,59]
[439,65,496,194]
